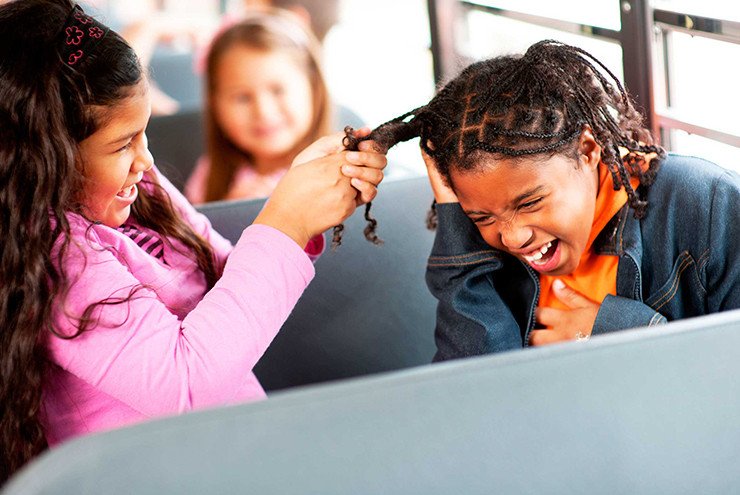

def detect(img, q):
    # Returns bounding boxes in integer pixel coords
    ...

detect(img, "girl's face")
[213,45,314,166]
[78,79,153,228]
[450,136,601,276]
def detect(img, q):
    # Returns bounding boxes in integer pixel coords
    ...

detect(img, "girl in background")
[186,10,333,203]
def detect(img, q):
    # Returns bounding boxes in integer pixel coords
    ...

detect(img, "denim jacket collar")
[592,203,644,301]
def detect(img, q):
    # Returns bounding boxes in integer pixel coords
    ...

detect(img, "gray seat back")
[198,176,438,390]
[147,109,205,192]
[6,310,740,494]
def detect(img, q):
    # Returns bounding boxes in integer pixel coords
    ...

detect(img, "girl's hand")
[340,147,386,205]
[293,128,386,205]
[422,149,458,204]
[291,127,373,166]
[254,146,386,248]
[529,280,600,346]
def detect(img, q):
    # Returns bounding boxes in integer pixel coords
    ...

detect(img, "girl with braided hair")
[349,40,739,360]
[0,0,385,479]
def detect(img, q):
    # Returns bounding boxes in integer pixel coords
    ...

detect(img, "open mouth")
[522,239,559,269]
[116,183,137,200]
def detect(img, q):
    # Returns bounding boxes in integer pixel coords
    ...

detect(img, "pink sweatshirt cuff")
[238,224,317,280]
[305,234,326,262]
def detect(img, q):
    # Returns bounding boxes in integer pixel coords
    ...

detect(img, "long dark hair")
[346,40,665,231]
[0,0,218,480]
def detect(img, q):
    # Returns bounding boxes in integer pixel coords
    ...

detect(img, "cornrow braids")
[342,40,664,236]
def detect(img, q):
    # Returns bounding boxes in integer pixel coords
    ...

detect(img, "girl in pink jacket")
[0,0,386,482]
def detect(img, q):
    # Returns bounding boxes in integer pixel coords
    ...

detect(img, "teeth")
[118,184,135,198]
[523,241,553,263]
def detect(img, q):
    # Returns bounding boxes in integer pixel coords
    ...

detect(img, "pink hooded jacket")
[42,170,322,445]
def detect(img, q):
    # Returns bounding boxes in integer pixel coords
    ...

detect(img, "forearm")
[591,294,666,335]
[428,203,523,360]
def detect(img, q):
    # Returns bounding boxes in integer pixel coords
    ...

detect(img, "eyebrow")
[512,185,546,205]
[463,185,547,216]
[109,130,141,145]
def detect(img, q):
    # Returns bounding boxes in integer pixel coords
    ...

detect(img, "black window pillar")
[619,0,658,138]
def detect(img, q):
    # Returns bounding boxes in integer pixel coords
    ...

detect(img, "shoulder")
[648,153,739,205]
[652,153,738,189]
[639,153,739,243]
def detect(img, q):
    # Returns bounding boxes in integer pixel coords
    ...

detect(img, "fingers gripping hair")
[329,116,425,249]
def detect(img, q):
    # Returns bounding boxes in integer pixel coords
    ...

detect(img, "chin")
[549,267,574,276]
[106,209,131,228]
[261,143,294,156]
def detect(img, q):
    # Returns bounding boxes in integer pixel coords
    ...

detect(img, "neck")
[251,154,293,175]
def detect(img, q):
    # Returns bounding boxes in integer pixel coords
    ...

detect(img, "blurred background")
[83,0,739,178]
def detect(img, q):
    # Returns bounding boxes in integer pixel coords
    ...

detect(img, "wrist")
[430,184,459,204]
[433,192,459,204]
[253,204,311,249]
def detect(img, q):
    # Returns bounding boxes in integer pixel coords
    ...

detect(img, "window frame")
[426,0,740,151]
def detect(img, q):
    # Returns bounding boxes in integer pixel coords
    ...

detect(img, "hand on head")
[254,130,387,248]
[421,149,458,204]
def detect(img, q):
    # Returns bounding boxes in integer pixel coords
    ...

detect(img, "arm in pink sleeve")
[160,164,323,263]
[48,224,313,416]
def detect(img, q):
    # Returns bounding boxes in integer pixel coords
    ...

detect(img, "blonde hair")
[203,9,332,202]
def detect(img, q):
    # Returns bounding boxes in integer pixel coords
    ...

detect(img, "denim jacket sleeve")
[592,295,666,335]
[426,203,526,361]
[704,169,740,311]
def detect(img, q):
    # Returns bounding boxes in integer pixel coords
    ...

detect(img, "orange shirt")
[538,162,641,312]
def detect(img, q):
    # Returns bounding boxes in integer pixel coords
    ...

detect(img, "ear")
[577,127,602,172]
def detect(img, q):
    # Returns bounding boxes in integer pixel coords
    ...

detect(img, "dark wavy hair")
[0,0,219,481]
[344,40,665,235]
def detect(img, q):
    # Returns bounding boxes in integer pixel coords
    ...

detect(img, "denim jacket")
[426,154,740,361]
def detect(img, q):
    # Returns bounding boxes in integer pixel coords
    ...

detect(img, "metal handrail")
[657,111,740,149]
[653,9,740,45]
[459,1,621,42]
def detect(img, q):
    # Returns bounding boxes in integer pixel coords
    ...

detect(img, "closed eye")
[115,141,133,153]
[471,215,495,226]
[518,197,543,210]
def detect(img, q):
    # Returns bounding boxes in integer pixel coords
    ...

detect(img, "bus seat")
[147,109,205,193]
[198,176,438,391]
[5,309,740,494]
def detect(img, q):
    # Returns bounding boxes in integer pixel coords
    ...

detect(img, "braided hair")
[340,40,664,240]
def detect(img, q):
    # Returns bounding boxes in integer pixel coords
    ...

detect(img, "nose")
[253,93,279,121]
[132,132,154,174]
[499,219,535,251]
